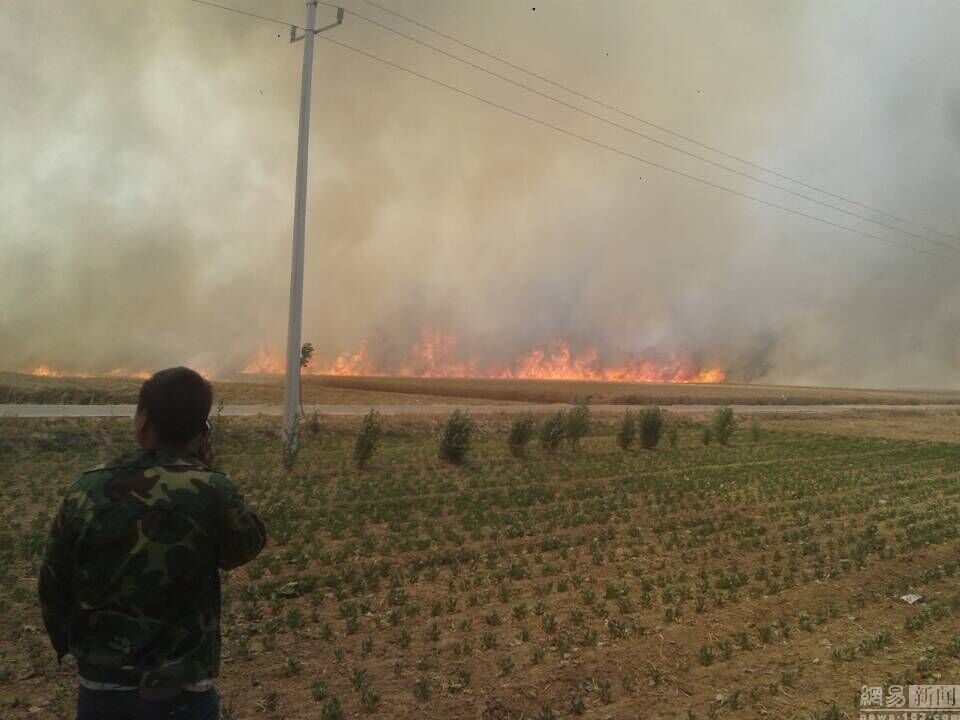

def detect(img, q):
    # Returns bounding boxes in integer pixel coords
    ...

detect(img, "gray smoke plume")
[1,0,958,387]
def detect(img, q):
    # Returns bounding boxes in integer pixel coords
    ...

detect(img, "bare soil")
[1,412,957,720]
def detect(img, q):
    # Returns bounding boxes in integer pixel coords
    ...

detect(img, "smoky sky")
[1,0,959,387]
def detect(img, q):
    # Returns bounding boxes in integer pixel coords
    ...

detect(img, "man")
[39,366,267,719]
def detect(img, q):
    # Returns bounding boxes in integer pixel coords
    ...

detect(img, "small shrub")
[571,693,587,715]
[701,425,713,446]
[284,656,302,676]
[758,624,773,643]
[566,402,590,450]
[638,406,664,449]
[360,686,380,712]
[350,667,370,691]
[667,426,679,448]
[413,677,431,702]
[536,706,557,720]
[713,406,736,445]
[750,417,762,442]
[540,410,567,453]
[448,668,471,693]
[813,704,843,720]
[947,635,960,658]
[597,678,613,704]
[311,679,327,702]
[439,410,474,465]
[698,644,715,665]
[508,415,536,458]
[616,411,636,450]
[259,692,280,712]
[353,409,382,470]
[320,697,344,720]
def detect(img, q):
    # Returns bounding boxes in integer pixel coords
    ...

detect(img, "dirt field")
[1,411,958,719]
[314,375,960,406]
[0,373,512,407]
[761,408,960,443]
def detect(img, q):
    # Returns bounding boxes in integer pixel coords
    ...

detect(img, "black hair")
[137,367,213,444]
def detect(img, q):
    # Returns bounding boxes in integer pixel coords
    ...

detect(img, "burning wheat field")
[4,0,960,719]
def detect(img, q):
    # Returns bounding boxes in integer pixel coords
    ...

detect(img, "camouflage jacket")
[38,448,266,688]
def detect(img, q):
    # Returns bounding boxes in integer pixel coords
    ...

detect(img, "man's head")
[135,367,213,449]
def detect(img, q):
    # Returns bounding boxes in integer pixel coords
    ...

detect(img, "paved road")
[3,403,960,419]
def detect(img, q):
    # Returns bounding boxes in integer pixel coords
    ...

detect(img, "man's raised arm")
[210,474,267,570]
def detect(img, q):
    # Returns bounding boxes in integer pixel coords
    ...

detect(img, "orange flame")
[242,328,726,384]
[238,348,285,375]
[23,364,70,378]
[20,366,154,381]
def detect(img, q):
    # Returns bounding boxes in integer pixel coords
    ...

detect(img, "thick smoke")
[1,1,959,387]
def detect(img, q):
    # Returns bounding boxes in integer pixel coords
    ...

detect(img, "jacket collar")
[107,447,207,470]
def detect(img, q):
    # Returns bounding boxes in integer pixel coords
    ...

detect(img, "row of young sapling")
[238,475,957,650]
[225,520,960,719]
[341,404,747,472]
[5,412,958,718]
[228,529,960,719]
[251,436,958,616]
[221,433,960,716]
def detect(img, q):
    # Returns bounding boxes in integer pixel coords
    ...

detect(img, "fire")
[24,364,70,378]
[242,328,726,384]
[103,368,152,380]
[238,348,285,375]
[398,329,479,378]
[20,366,153,380]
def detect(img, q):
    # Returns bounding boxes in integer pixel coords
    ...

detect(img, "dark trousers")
[77,686,219,720]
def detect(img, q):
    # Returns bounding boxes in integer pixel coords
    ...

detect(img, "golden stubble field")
[0,373,506,406]
[1,409,959,719]
[6,371,960,407]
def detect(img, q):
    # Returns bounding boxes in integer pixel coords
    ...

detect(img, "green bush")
[701,426,713,446]
[616,411,636,450]
[439,410,474,465]
[353,409,382,470]
[508,415,536,458]
[713,406,736,446]
[320,697,344,720]
[667,426,679,448]
[413,677,431,702]
[540,410,567,453]
[750,417,762,442]
[638,406,664,449]
[566,402,590,450]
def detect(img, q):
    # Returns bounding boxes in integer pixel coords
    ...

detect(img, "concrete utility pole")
[283,2,343,447]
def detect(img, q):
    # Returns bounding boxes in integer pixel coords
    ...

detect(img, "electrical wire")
[190,0,302,29]
[338,3,960,255]
[184,0,960,266]
[351,0,960,247]
[315,33,960,265]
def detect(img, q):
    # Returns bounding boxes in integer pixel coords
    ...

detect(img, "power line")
[315,34,960,266]
[340,3,960,255]
[183,0,960,266]
[352,0,960,248]
[189,0,302,29]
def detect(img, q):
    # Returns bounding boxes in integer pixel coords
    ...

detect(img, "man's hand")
[199,435,215,468]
